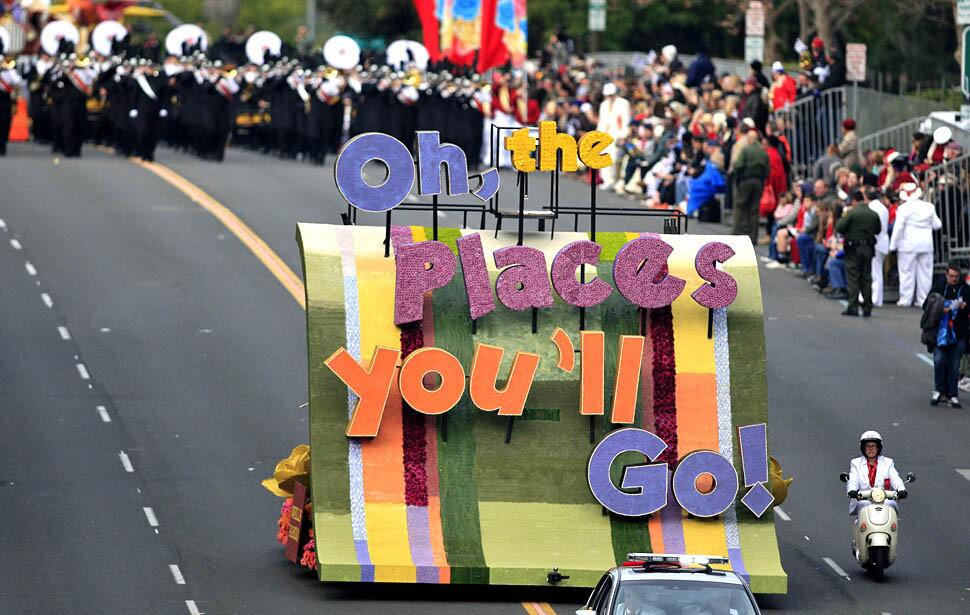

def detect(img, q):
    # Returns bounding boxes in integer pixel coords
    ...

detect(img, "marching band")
[2,18,536,166]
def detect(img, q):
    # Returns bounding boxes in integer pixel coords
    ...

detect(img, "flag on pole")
[414,0,527,70]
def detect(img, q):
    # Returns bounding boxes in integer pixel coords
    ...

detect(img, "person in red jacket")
[765,134,788,196]
[878,151,915,193]
[769,62,796,111]
[759,134,789,242]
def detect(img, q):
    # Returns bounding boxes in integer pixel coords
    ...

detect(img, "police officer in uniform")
[836,190,882,317]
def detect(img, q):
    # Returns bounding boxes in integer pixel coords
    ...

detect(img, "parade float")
[263,123,790,594]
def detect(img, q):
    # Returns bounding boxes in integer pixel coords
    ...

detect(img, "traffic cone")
[10,98,29,142]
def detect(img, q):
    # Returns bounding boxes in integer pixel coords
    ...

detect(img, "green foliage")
[156,0,960,82]
[317,0,421,40]
[843,0,957,82]
[159,0,324,42]
[527,0,735,56]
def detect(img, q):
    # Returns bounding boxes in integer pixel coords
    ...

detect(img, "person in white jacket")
[868,192,890,306]
[846,431,907,516]
[596,82,631,191]
[889,183,942,307]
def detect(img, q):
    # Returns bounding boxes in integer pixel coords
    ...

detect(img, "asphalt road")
[1,141,969,615]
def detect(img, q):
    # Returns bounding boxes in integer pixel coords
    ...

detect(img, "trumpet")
[403,68,422,87]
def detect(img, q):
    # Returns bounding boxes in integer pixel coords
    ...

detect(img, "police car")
[576,554,761,615]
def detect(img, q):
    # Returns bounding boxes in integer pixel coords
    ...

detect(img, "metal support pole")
[432,194,439,240]
[384,211,392,257]
[306,0,317,43]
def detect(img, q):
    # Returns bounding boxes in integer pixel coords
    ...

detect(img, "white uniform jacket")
[868,199,889,254]
[597,96,631,141]
[889,199,942,254]
[847,455,906,514]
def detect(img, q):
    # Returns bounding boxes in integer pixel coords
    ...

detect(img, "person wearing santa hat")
[878,150,915,192]
[890,182,942,307]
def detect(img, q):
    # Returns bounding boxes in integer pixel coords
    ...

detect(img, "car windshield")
[612,579,757,615]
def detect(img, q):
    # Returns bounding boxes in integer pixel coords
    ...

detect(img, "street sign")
[959,0,970,25]
[588,0,606,32]
[744,36,764,64]
[845,43,867,82]
[963,27,970,97]
[746,1,765,37]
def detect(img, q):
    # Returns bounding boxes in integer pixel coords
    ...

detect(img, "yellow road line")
[127,156,306,309]
[119,151,557,614]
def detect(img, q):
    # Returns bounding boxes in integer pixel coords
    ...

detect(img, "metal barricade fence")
[778,88,847,181]
[856,117,925,158]
[858,116,970,160]
[849,87,948,138]
[922,153,970,270]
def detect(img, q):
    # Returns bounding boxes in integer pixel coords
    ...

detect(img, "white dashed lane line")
[0,218,6,230]
[118,451,134,473]
[11,220,190,609]
[143,507,159,527]
[915,353,934,367]
[774,506,791,521]
[96,406,112,423]
[957,469,970,481]
[169,564,186,585]
[822,557,851,580]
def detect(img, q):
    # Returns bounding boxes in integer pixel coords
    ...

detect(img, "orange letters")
[580,331,605,416]
[398,347,466,415]
[325,346,400,438]
[469,343,541,416]
[610,335,645,424]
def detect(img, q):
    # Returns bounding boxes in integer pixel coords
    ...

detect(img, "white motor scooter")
[839,471,916,581]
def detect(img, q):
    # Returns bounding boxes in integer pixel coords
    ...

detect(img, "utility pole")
[588,0,605,52]
[307,0,317,44]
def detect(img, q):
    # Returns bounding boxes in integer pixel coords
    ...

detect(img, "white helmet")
[859,430,882,455]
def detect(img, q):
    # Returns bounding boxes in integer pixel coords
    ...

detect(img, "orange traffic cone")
[9,98,29,142]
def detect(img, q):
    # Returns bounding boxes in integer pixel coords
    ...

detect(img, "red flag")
[477,0,508,72]
[413,0,442,62]
[478,0,527,72]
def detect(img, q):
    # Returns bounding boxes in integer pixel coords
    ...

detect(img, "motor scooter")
[839,471,916,580]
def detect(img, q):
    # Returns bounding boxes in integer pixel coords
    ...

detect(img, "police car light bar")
[625,553,730,567]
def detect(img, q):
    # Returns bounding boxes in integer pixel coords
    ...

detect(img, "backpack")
[920,292,945,350]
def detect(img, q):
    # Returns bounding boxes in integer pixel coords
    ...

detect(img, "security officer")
[730,124,770,244]
[836,190,882,316]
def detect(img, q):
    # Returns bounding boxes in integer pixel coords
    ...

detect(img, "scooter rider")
[847,431,907,515]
